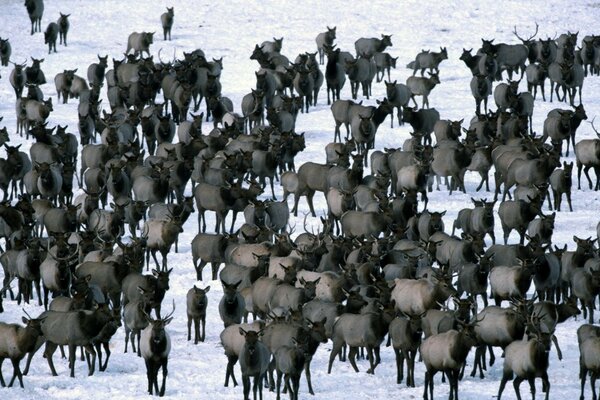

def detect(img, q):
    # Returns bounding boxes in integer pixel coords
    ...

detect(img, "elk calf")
[187,285,210,344]
[161,7,174,40]
[239,328,271,400]
[44,22,58,54]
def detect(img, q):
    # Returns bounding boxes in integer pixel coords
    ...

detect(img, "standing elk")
[25,0,44,35]
[140,301,175,397]
[161,7,174,41]
[57,12,69,46]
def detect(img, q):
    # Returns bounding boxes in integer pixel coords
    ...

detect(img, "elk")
[391,273,456,317]
[44,22,58,53]
[408,47,448,76]
[420,321,478,400]
[498,194,543,244]
[489,257,538,305]
[123,286,154,356]
[315,26,336,64]
[549,161,574,211]
[239,328,271,400]
[406,73,440,109]
[354,34,393,58]
[25,0,44,35]
[575,119,600,190]
[161,7,174,40]
[140,301,175,397]
[526,62,548,101]
[38,304,114,377]
[389,314,423,387]
[327,303,394,375]
[274,337,308,400]
[142,215,184,271]
[219,280,245,328]
[57,12,70,46]
[497,321,552,400]
[385,80,411,127]
[187,285,210,344]
[9,61,27,99]
[0,38,11,66]
[324,45,347,104]
[126,31,154,57]
[0,313,45,388]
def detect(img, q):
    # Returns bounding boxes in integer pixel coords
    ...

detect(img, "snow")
[0,0,599,398]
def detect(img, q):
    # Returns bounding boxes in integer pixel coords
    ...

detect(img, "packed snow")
[1,0,600,399]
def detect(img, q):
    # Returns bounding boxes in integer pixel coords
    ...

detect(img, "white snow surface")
[0,0,600,398]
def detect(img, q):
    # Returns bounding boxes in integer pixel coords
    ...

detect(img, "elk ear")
[152,269,159,277]
[22,316,29,324]
[204,286,211,293]
[239,327,248,336]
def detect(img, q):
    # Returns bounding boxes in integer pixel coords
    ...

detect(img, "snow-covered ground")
[1,0,600,398]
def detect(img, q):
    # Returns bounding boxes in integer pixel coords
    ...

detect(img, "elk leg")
[0,358,5,386]
[552,334,563,360]
[304,356,314,395]
[44,342,59,376]
[101,342,111,371]
[276,370,282,400]
[8,358,24,388]
[187,317,192,341]
[194,317,200,344]
[366,347,375,374]
[348,346,359,372]
[327,340,343,374]
[159,360,168,397]
[395,348,404,384]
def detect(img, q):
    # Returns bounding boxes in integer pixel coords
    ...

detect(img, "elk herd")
[2,1,600,399]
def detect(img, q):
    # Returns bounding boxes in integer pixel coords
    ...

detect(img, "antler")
[590,117,600,139]
[162,298,176,321]
[513,22,539,43]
